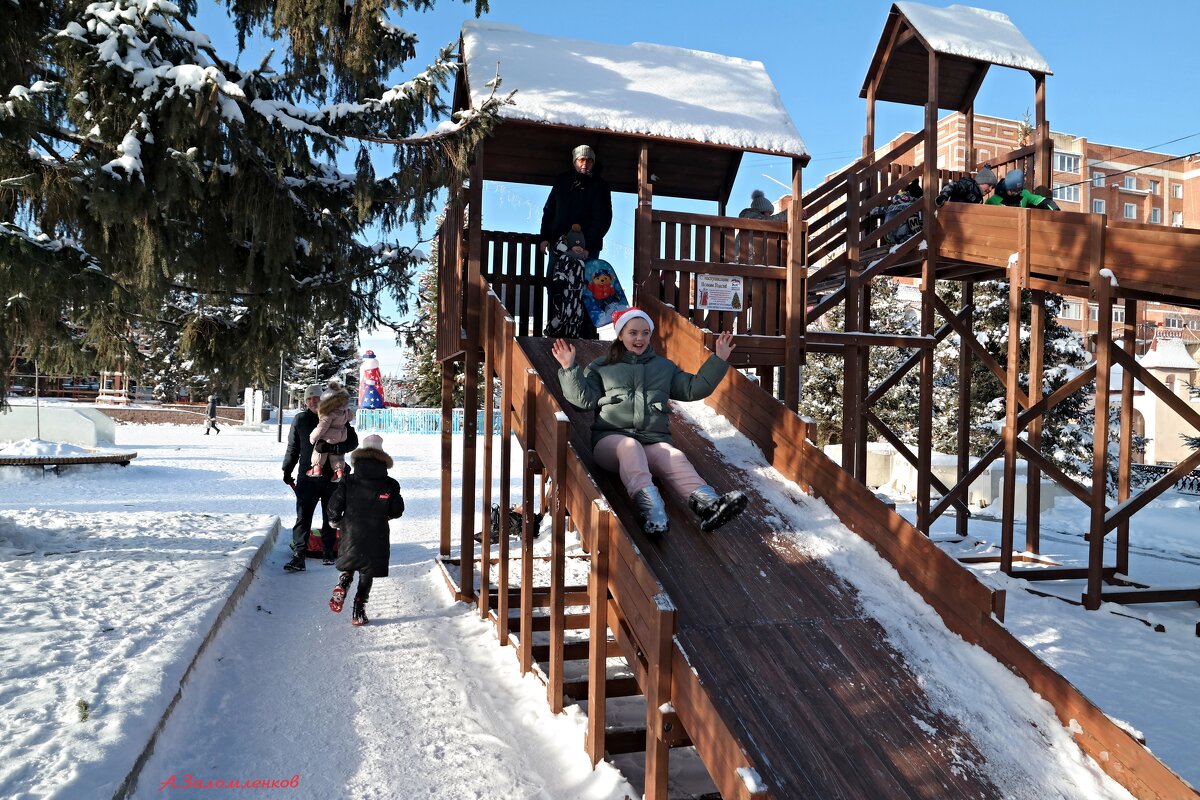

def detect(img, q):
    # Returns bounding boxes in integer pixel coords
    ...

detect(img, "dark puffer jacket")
[558,347,728,447]
[328,447,405,576]
[540,169,613,255]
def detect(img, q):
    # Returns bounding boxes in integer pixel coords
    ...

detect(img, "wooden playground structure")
[434,7,1200,799]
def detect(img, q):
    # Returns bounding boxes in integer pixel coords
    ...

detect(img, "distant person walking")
[203,394,221,435]
[283,383,359,570]
[327,434,405,626]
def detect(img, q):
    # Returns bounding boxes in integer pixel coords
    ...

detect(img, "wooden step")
[563,675,641,701]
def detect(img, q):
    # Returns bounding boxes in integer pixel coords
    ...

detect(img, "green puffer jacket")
[558,347,729,446]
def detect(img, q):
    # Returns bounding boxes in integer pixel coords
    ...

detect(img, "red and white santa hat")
[611,307,654,337]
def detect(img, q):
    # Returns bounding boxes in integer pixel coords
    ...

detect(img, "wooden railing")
[481,230,548,336]
[649,209,789,338]
[461,282,765,798]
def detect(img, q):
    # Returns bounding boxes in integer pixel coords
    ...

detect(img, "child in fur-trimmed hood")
[307,381,353,482]
[327,434,405,626]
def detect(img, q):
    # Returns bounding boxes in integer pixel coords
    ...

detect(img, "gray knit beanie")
[974,165,997,187]
[750,189,774,214]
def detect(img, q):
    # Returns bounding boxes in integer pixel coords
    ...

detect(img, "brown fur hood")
[318,385,351,417]
[350,444,394,470]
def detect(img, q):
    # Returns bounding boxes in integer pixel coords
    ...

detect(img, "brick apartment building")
[878,112,1200,355]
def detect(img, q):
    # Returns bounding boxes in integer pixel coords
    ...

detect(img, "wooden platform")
[523,337,1004,798]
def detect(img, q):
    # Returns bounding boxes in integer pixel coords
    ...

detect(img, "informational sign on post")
[694,274,744,312]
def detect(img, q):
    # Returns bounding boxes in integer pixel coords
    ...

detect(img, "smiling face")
[619,319,652,354]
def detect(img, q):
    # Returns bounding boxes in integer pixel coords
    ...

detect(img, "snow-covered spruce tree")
[933,280,1094,478]
[800,278,920,447]
[290,318,360,392]
[0,0,508,400]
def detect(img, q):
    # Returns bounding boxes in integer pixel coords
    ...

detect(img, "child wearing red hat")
[552,307,747,536]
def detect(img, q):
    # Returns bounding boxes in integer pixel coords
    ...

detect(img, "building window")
[1092,171,1105,187]
[1171,183,1184,199]
[1124,203,1137,220]
[1093,199,1106,214]
[1165,317,1183,329]
[1151,207,1162,224]
[1060,301,1082,320]
[1113,307,1126,323]
[1149,180,1159,195]
[1123,175,1137,190]
[1089,304,1099,321]
[1054,152,1081,173]
[1053,183,1080,203]
[1173,211,1184,227]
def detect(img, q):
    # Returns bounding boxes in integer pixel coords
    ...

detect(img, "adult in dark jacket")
[282,383,359,571]
[203,394,221,435]
[934,165,996,207]
[539,145,613,262]
[327,434,405,625]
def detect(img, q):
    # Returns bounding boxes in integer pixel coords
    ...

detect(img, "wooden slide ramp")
[522,337,1003,799]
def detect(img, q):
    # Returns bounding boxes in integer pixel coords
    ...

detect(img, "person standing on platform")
[539,145,612,262]
[283,383,359,570]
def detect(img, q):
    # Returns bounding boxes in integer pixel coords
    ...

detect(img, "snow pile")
[0,438,100,457]
[461,21,808,156]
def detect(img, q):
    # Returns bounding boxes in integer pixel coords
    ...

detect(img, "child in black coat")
[327,434,405,625]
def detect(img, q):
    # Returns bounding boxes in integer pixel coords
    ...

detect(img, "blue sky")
[198,1,1200,373]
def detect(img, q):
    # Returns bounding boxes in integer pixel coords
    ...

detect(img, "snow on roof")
[461,21,808,158]
[1139,337,1200,370]
[895,2,1052,74]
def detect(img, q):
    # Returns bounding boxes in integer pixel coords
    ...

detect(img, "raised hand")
[715,331,736,361]
[551,338,576,369]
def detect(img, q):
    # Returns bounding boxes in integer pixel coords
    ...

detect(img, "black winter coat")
[282,408,359,482]
[540,169,612,255]
[328,450,404,576]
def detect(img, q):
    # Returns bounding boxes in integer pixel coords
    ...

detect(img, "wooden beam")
[1025,292,1045,553]
[497,315,515,644]
[916,48,939,534]
[548,414,569,713]
[784,158,805,409]
[1000,210,1029,572]
[1085,215,1111,610]
[440,362,454,557]
[480,297,494,620]
[956,282,973,537]
[586,502,611,765]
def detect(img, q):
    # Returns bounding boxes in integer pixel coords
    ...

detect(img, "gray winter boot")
[632,485,670,537]
[688,485,748,532]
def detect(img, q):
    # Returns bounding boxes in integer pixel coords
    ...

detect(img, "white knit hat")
[612,307,654,337]
[361,434,384,450]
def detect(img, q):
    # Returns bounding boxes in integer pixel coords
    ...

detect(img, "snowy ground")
[1,409,1197,798]
[0,421,633,800]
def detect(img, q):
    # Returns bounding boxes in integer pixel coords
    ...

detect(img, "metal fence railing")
[354,407,502,435]
[1131,463,1200,495]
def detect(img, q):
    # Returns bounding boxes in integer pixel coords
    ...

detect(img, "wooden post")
[497,317,515,644]
[842,171,862,478]
[585,501,610,765]
[548,413,569,713]
[458,144,485,602]
[1034,74,1050,191]
[1026,292,1045,553]
[916,49,940,534]
[633,142,653,304]
[1085,216,1112,610]
[440,362,454,556]
[864,74,876,158]
[479,297,494,619]
[964,107,976,171]
[1117,298,1137,575]
[854,281,872,484]
[1000,210,1030,573]
[644,595,677,800]
[519,369,538,674]
[784,157,805,410]
[956,282,974,538]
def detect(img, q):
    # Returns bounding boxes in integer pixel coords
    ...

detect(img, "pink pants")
[592,435,706,499]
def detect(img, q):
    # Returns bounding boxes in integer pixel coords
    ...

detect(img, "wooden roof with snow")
[456,21,809,202]
[861,2,1052,111]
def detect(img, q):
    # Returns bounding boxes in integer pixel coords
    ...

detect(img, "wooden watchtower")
[433,11,1199,800]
